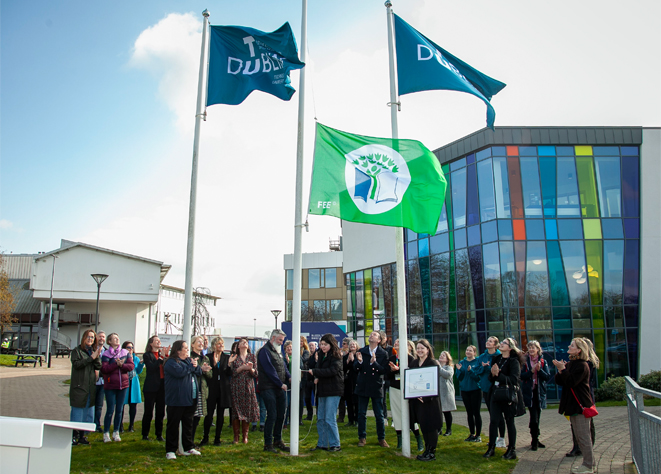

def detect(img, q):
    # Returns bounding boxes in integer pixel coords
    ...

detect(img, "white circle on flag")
[344,144,411,215]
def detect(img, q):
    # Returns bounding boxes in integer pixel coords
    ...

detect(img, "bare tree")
[193,287,211,336]
[0,253,18,339]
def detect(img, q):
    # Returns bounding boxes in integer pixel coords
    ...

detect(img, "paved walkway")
[1,360,642,473]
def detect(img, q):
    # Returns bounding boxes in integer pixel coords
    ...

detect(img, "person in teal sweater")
[472,336,505,448]
[456,345,482,442]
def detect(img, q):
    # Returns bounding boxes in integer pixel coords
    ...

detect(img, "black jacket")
[143,351,165,393]
[207,351,233,407]
[520,355,550,409]
[343,352,359,397]
[309,352,344,398]
[408,357,442,433]
[353,346,388,398]
[387,353,415,391]
[488,354,522,416]
[556,360,592,416]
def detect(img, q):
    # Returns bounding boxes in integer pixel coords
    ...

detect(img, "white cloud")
[0,220,14,230]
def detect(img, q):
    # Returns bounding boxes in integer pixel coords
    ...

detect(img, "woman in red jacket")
[100,333,134,442]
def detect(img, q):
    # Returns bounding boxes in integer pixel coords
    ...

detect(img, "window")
[309,269,321,289]
[286,269,293,290]
[326,268,337,288]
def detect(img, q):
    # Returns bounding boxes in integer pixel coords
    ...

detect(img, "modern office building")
[341,126,660,396]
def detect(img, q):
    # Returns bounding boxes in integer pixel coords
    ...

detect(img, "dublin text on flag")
[309,123,447,235]
[394,14,506,129]
[207,22,305,106]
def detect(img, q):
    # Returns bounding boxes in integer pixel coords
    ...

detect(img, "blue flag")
[394,14,506,129]
[207,22,305,106]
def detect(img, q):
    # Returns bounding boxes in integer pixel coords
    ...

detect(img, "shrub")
[638,370,661,392]
[596,376,627,401]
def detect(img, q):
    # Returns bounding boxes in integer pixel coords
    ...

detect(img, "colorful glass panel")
[624,219,639,238]
[585,240,603,306]
[467,225,481,247]
[493,157,511,218]
[623,240,639,305]
[507,157,524,218]
[602,219,624,239]
[430,233,450,254]
[499,242,517,309]
[482,220,498,243]
[477,159,497,222]
[466,164,480,226]
[546,241,570,307]
[583,219,602,239]
[559,241,588,306]
[539,156,557,217]
[594,156,622,217]
[483,242,503,309]
[557,219,583,239]
[603,240,624,307]
[557,157,581,217]
[498,219,513,240]
[526,220,545,240]
[525,242,550,307]
[576,157,600,218]
[514,241,527,307]
[513,219,526,240]
[452,168,467,228]
[545,220,558,240]
[622,156,639,217]
[520,157,543,217]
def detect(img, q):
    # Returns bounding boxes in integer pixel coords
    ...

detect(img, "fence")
[625,376,661,474]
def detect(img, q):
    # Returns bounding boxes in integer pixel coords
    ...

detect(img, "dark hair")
[415,339,435,360]
[236,337,252,354]
[80,329,97,350]
[378,330,388,348]
[121,340,134,350]
[145,335,160,354]
[168,340,187,361]
[320,333,342,359]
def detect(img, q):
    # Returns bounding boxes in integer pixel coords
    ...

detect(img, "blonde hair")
[300,336,309,354]
[440,350,453,366]
[527,340,543,356]
[570,338,590,362]
[191,335,204,347]
[407,340,416,358]
[488,336,500,347]
[582,337,600,369]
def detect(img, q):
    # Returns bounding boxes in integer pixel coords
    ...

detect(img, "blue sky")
[1,0,659,330]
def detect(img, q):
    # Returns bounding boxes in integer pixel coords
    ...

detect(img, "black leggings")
[489,400,516,448]
[484,390,505,438]
[441,412,453,431]
[462,389,483,436]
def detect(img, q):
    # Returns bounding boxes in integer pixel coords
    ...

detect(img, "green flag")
[309,123,447,235]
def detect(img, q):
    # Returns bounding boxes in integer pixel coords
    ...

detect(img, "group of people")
[69,328,600,472]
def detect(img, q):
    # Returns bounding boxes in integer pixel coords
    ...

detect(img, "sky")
[1,0,660,334]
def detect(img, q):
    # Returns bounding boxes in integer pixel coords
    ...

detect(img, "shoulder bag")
[570,387,598,418]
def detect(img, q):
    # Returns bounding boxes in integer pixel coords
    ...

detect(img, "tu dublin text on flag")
[394,14,506,129]
[207,22,305,106]
[309,123,447,235]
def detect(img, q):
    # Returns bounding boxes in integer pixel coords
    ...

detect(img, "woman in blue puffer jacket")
[472,336,505,448]
[119,340,144,433]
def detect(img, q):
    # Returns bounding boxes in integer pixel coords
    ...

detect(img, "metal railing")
[625,376,661,474]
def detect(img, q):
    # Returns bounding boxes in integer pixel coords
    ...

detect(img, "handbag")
[492,378,517,404]
[570,388,598,418]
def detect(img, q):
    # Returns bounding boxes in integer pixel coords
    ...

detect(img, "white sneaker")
[103,432,111,443]
[572,466,594,474]
[185,449,201,456]
[112,431,121,442]
[495,437,506,448]
[165,452,176,460]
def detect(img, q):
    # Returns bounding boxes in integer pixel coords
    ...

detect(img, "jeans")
[462,389,483,436]
[255,391,266,426]
[316,396,341,448]
[142,383,165,438]
[70,394,94,435]
[103,388,127,433]
[261,388,286,446]
[165,403,196,454]
[357,395,385,440]
[94,384,105,430]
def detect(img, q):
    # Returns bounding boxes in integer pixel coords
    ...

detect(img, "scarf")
[530,354,540,388]
[105,346,128,361]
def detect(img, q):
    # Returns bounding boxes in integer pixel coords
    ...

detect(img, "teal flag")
[394,14,506,129]
[207,22,304,106]
[309,123,447,235]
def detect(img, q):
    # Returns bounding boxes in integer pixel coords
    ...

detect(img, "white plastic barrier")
[0,416,95,474]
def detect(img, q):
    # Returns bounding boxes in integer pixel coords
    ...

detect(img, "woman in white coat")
[438,351,456,436]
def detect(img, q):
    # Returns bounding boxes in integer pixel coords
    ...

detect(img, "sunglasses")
[126,346,134,350]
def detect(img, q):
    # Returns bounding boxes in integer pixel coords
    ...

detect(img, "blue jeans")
[103,388,127,433]
[261,388,286,446]
[357,395,385,440]
[316,396,341,448]
[255,391,266,426]
[94,384,104,430]
[70,394,94,434]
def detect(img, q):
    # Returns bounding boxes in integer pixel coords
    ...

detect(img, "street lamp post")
[271,309,282,330]
[91,274,109,333]
[253,318,257,337]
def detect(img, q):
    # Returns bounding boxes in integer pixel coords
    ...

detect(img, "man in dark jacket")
[257,329,291,453]
[354,331,389,447]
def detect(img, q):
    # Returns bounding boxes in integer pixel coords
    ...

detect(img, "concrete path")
[1,359,641,473]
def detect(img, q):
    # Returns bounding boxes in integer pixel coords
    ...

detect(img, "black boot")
[502,446,517,460]
[416,447,430,461]
[78,431,90,445]
[566,444,582,457]
[199,436,209,446]
[443,429,452,437]
[531,439,538,451]
[419,447,436,461]
[72,430,79,446]
[128,423,135,433]
[483,444,496,458]
[537,440,546,448]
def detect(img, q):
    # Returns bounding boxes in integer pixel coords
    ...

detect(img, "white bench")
[0,417,95,474]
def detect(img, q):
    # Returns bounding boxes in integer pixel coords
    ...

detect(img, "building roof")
[34,240,171,282]
[1,255,33,279]
[9,279,41,315]
[432,126,644,164]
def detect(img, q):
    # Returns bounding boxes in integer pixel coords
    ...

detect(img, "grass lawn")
[0,354,16,367]
[70,418,516,474]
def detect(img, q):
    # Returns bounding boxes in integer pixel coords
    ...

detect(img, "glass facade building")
[343,127,653,399]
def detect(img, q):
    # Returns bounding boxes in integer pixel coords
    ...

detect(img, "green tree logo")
[352,153,399,201]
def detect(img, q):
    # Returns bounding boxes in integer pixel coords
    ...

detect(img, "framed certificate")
[403,365,439,399]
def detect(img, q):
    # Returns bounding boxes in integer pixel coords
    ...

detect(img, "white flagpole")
[183,9,211,344]
[385,1,412,458]
[289,0,308,457]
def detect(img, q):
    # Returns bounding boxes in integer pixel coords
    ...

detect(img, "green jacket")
[191,352,212,416]
[70,346,102,408]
